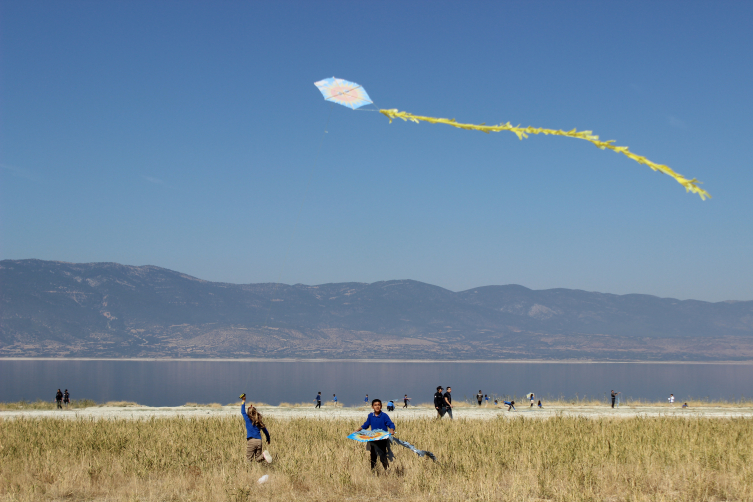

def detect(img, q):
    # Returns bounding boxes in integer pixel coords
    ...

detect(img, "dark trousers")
[611,397,615,408]
[56,400,62,409]
[315,401,321,408]
[369,439,391,470]
[403,400,408,408]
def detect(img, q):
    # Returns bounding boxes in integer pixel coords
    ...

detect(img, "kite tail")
[379,109,710,200]
[390,436,436,462]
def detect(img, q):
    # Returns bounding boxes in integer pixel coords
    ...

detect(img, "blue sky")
[2,1,752,301]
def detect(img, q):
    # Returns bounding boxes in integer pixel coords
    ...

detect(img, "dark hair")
[371,399,382,406]
[437,386,443,391]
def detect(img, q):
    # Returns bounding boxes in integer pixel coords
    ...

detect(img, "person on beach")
[443,386,453,419]
[611,390,620,408]
[434,386,446,418]
[504,400,516,411]
[668,394,675,404]
[387,400,395,412]
[484,394,490,406]
[682,402,688,408]
[537,400,542,408]
[315,392,322,408]
[333,394,338,407]
[364,394,369,405]
[55,389,63,409]
[494,399,498,406]
[240,395,272,464]
[353,399,395,471]
[477,390,483,406]
[63,389,70,409]
[529,393,535,407]
[403,394,410,408]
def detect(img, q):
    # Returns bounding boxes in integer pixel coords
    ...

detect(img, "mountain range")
[1,259,752,360]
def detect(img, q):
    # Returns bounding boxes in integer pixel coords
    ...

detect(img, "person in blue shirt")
[333,394,338,407]
[364,394,369,405]
[241,395,272,464]
[353,399,395,470]
[315,391,322,408]
[504,400,516,411]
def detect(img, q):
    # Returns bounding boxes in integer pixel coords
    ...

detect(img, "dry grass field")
[1,413,752,501]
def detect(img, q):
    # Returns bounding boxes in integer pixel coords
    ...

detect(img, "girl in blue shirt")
[353,399,395,470]
[241,395,272,464]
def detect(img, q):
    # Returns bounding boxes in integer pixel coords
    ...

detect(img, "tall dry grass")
[1,414,752,501]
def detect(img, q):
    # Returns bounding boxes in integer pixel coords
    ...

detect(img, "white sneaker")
[262,450,272,463]
[258,474,269,484]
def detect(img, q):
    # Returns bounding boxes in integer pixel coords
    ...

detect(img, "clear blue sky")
[2,1,752,301]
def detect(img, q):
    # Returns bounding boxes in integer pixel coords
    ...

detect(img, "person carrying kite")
[353,399,395,471]
[240,394,272,464]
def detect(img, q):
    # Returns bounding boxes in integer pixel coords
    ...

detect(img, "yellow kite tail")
[379,109,710,200]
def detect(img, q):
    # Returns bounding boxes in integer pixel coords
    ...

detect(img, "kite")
[314,76,710,200]
[347,429,391,442]
[346,429,437,461]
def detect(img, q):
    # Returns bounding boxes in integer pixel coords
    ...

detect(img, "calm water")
[1,360,751,407]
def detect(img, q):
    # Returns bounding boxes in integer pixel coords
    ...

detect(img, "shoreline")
[3,403,753,421]
[3,357,753,364]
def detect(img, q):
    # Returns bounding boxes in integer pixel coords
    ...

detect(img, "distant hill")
[1,259,752,360]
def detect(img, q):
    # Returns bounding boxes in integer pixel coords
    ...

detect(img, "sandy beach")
[3,403,753,421]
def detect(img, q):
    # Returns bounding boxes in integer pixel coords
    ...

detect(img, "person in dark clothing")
[443,386,453,419]
[353,399,395,471]
[63,389,70,409]
[434,386,446,418]
[477,390,483,406]
[315,392,322,408]
[403,394,410,408]
[241,396,272,464]
[611,390,620,409]
[55,389,63,409]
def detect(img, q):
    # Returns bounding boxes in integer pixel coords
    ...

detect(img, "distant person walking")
[55,389,63,410]
[63,389,70,409]
[333,394,338,407]
[611,390,620,409]
[476,390,483,406]
[241,395,272,464]
[444,386,453,419]
[315,392,322,408]
[529,393,535,407]
[434,386,446,418]
[668,394,675,404]
[364,394,369,405]
[484,394,490,406]
[403,394,410,408]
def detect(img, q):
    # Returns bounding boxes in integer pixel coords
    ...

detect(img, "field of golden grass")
[1,414,752,501]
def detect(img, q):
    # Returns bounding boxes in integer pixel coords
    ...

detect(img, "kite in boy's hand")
[314,76,710,200]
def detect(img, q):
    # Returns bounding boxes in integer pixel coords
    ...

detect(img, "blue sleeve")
[262,427,270,442]
[385,414,395,430]
[241,403,247,417]
[361,414,372,430]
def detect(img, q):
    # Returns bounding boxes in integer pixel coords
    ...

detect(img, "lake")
[1,359,752,407]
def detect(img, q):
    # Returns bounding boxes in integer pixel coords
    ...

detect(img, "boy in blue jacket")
[353,399,395,470]
[241,395,272,464]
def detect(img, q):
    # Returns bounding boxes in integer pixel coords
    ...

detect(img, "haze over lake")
[2,360,751,407]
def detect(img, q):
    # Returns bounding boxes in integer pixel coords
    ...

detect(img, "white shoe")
[258,474,269,484]
[263,450,272,463]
